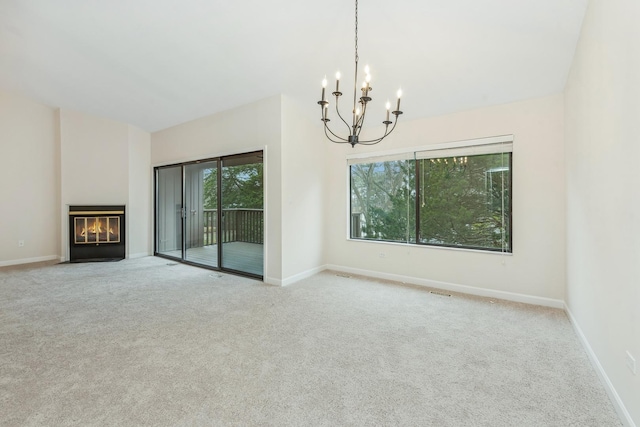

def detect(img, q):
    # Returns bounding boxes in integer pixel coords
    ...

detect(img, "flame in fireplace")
[80,220,116,237]
[73,215,120,245]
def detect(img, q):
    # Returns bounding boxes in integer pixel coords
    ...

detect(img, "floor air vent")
[430,290,451,297]
[336,273,352,278]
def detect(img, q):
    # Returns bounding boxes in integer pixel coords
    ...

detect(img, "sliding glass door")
[220,153,264,276]
[184,161,218,267]
[154,151,264,278]
[156,165,182,259]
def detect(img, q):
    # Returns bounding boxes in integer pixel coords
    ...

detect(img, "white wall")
[151,95,283,282]
[59,109,151,261]
[0,93,151,266]
[128,126,152,258]
[280,95,326,283]
[0,91,59,266]
[564,0,640,425]
[325,94,566,304]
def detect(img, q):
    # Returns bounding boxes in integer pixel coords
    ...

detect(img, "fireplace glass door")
[74,217,120,244]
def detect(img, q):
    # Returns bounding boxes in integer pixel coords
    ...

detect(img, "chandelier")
[317,0,403,147]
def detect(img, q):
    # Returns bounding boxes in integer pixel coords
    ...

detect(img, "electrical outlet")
[379,252,386,258]
[18,240,24,247]
[626,351,636,375]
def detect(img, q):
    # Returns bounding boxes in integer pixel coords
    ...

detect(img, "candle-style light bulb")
[364,66,372,93]
[321,76,327,101]
[385,100,391,121]
[396,88,402,111]
[335,71,341,93]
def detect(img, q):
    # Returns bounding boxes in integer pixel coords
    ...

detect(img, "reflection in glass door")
[156,166,183,259]
[185,161,218,267]
[220,153,264,276]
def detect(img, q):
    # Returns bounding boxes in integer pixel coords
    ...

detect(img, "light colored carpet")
[0,257,621,426]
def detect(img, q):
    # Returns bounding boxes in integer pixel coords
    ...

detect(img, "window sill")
[346,237,513,256]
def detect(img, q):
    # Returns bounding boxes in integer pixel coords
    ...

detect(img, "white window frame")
[346,134,513,253]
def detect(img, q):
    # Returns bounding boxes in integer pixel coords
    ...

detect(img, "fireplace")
[69,205,126,262]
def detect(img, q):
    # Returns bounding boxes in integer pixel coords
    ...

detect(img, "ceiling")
[0,0,589,133]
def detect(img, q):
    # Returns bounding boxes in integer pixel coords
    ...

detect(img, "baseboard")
[281,265,327,287]
[326,264,565,309]
[263,276,282,286]
[0,255,60,268]
[565,304,636,427]
[263,265,327,287]
[128,252,151,259]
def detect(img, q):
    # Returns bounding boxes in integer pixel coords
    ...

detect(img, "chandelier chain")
[355,0,359,63]
[353,0,359,122]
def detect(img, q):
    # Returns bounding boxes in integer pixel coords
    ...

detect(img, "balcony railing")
[203,209,263,245]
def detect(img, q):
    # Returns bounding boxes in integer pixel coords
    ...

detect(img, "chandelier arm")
[357,117,400,144]
[324,129,352,144]
[358,123,396,144]
[355,101,369,137]
[334,97,354,134]
[323,120,350,142]
[323,126,349,144]
[352,62,359,131]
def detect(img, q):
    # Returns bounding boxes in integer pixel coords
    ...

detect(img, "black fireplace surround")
[69,205,126,262]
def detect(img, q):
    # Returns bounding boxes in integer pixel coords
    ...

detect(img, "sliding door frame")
[153,150,264,280]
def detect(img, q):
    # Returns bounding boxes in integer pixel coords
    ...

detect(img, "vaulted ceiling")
[0,0,588,132]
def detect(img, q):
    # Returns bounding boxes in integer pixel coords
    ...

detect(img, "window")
[418,153,511,251]
[350,160,416,242]
[349,138,512,253]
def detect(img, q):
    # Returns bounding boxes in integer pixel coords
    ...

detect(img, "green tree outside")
[419,153,510,251]
[203,163,263,210]
[350,153,510,251]
[350,160,416,242]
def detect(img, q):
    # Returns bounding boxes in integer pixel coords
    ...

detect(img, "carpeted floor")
[0,257,622,426]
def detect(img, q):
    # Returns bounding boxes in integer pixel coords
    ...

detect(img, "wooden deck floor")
[158,242,263,277]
